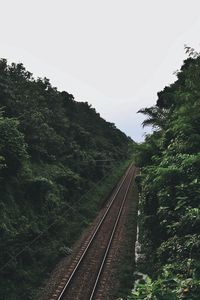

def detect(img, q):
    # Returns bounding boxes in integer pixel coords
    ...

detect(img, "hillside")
[0,59,131,299]
[127,47,200,299]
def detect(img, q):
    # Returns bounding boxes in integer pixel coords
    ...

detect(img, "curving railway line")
[49,163,136,300]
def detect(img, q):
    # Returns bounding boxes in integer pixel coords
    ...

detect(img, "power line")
[0,160,122,272]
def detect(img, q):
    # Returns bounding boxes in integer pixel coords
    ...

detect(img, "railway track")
[49,163,136,300]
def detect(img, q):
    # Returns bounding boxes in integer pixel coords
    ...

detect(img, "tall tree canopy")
[0,59,131,299]
[129,48,200,300]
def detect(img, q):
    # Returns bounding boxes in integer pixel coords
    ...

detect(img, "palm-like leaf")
[138,106,169,129]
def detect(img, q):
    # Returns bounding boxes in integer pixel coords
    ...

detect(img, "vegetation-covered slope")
[128,48,200,299]
[0,59,131,299]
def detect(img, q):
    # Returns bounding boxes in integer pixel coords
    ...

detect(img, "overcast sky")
[1,0,200,141]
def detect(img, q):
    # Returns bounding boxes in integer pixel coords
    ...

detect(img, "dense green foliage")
[128,48,200,299]
[0,59,131,299]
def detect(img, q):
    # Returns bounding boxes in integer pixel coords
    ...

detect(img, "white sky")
[1,0,200,141]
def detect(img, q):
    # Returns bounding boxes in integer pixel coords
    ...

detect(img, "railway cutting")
[44,163,138,300]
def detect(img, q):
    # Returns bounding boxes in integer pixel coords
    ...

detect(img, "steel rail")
[57,163,134,300]
[89,166,135,299]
